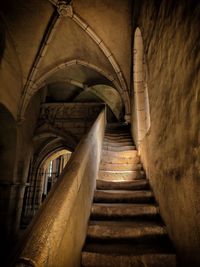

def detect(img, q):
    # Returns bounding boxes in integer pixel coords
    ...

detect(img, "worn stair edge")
[101,155,140,164]
[102,150,138,157]
[99,163,142,171]
[87,220,167,240]
[103,138,134,143]
[96,179,149,190]
[98,170,145,181]
[103,141,134,147]
[102,146,136,151]
[82,251,176,267]
[94,190,154,203]
[91,203,159,219]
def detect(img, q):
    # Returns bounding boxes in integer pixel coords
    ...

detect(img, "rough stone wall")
[133,1,200,266]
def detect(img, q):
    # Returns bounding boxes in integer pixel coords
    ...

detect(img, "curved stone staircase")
[82,124,176,267]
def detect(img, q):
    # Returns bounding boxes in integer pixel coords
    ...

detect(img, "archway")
[20,144,73,228]
[39,149,72,201]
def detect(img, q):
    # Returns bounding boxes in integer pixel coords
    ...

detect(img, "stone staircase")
[81,124,176,267]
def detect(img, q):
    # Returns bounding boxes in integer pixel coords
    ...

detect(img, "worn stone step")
[97,179,149,190]
[104,136,133,142]
[94,190,154,203]
[105,127,130,132]
[106,128,130,132]
[100,162,142,171]
[105,131,131,135]
[83,239,174,255]
[103,145,136,152]
[98,170,145,181]
[103,141,134,147]
[102,149,138,158]
[82,251,176,267]
[105,134,131,139]
[104,138,133,143]
[101,155,140,164]
[91,203,158,220]
[106,123,130,130]
[82,242,176,267]
[87,220,167,241]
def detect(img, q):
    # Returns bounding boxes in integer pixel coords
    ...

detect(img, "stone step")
[82,242,176,267]
[104,136,133,142]
[94,190,154,203]
[100,162,142,171]
[102,145,136,152]
[105,126,130,131]
[98,170,145,181]
[106,123,130,130]
[106,126,129,130]
[91,203,158,220]
[97,179,149,190]
[101,155,140,164]
[82,251,176,267]
[102,149,138,158]
[87,220,167,241]
[103,141,134,147]
[106,128,130,132]
[105,134,131,138]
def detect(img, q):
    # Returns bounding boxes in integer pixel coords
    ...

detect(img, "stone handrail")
[13,108,106,267]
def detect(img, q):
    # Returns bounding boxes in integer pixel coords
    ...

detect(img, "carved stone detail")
[57,2,73,17]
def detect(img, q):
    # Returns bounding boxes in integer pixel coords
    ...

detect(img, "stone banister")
[12,107,106,267]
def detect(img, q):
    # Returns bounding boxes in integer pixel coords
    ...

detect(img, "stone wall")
[132,1,200,266]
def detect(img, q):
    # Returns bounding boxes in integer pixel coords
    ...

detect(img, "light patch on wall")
[133,27,151,145]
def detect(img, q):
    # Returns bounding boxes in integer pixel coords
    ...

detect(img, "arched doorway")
[20,148,72,228]
[40,149,72,201]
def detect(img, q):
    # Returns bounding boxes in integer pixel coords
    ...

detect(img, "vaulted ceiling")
[0,0,133,121]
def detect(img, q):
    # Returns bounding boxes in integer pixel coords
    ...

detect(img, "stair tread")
[83,241,175,255]
[87,221,168,244]
[94,189,153,198]
[99,170,143,173]
[104,137,133,141]
[87,220,168,241]
[82,252,176,267]
[100,163,141,166]
[94,190,154,203]
[92,203,157,207]
[103,141,134,146]
[102,150,138,157]
[97,179,149,190]
[99,163,142,171]
[88,220,165,227]
[97,179,148,183]
[98,171,145,182]
[103,148,136,153]
[95,189,152,194]
[101,156,140,163]
[91,203,158,220]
